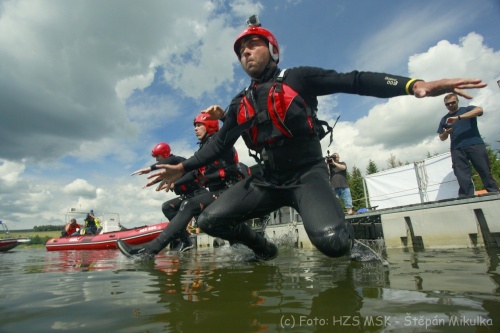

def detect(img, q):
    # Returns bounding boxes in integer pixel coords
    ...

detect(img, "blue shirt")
[437,105,483,150]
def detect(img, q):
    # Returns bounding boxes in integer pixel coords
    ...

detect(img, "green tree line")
[33,225,64,232]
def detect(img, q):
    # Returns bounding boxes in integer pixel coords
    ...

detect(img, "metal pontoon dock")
[193,193,500,251]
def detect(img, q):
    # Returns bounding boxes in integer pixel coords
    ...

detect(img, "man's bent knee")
[196,212,214,233]
[197,212,241,241]
[309,222,354,258]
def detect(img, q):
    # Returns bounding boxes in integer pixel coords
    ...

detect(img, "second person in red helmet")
[118,113,250,258]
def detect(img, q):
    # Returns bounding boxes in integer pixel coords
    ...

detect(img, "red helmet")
[151,142,171,158]
[194,113,219,135]
[234,25,279,63]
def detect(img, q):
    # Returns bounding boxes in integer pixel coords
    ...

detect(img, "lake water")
[1,241,498,333]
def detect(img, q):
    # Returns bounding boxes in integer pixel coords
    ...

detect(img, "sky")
[1,0,499,230]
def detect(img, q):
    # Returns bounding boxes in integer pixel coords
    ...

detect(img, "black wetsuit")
[151,155,207,220]
[181,66,420,258]
[145,133,246,253]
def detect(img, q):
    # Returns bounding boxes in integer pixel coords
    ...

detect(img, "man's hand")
[446,117,459,125]
[131,167,152,176]
[201,105,225,120]
[439,127,453,141]
[145,163,185,191]
[155,180,175,192]
[413,78,487,99]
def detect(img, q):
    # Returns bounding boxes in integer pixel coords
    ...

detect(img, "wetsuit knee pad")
[179,199,200,213]
[197,212,238,240]
[179,200,190,211]
[162,202,177,220]
[196,212,212,232]
[309,222,354,258]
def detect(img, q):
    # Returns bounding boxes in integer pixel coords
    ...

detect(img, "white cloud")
[115,66,156,103]
[321,32,500,175]
[409,33,500,79]
[0,160,25,185]
[63,179,97,198]
[0,0,251,162]
[230,0,263,18]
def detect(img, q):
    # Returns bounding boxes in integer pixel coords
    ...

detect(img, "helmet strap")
[269,44,279,62]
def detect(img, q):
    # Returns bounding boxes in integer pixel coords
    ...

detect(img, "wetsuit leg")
[162,197,183,220]
[290,161,354,257]
[198,163,353,258]
[148,191,219,254]
[197,177,283,258]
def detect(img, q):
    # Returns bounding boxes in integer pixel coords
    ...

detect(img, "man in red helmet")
[145,16,487,261]
[128,142,207,243]
[117,114,250,258]
[151,142,171,160]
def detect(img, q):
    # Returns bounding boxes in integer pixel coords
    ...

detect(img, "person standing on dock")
[326,152,354,215]
[438,93,499,197]
[143,15,487,261]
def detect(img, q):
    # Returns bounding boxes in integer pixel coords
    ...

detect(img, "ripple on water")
[1,245,499,332]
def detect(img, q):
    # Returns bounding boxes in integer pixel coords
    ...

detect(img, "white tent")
[364,152,460,209]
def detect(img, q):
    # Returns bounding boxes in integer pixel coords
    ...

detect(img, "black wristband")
[458,115,461,120]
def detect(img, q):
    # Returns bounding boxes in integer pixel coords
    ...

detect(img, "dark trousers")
[451,144,499,197]
[197,160,354,258]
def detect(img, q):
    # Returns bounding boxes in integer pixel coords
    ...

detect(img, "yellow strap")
[405,79,418,95]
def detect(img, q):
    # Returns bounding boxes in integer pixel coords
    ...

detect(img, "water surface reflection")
[0,245,498,332]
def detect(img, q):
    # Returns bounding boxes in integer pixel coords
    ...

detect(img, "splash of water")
[270,229,389,265]
[206,230,389,265]
[350,239,389,265]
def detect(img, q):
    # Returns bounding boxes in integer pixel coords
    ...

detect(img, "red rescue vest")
[236,69,331,151]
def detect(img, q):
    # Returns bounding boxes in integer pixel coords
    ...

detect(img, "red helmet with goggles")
[151,142,171,158]
[233,15,279,63]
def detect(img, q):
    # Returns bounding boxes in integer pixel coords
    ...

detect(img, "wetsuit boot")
[230,223,278,261]
[170,230,194,253]
[116,230,176,259]
[116,239,155,259]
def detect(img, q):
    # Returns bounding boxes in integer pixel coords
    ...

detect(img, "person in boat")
[117,112,250,258]
[61,218,81,237]
[82,212,101,235]
[141,16,487,261]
